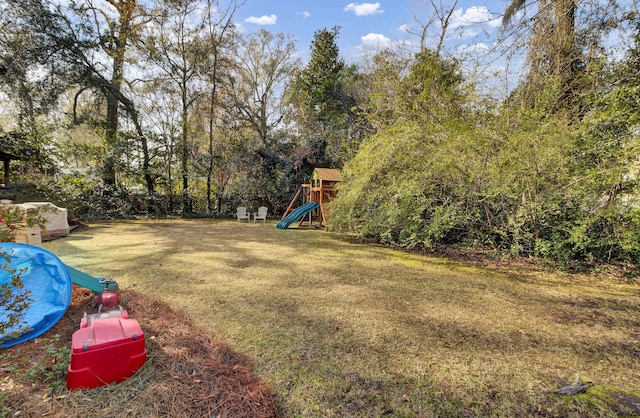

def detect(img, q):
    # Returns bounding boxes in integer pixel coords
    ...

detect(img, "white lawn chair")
[253,206,268,222]
[236,207,250,222]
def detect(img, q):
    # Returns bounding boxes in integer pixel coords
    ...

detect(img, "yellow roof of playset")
[312,168,343,183]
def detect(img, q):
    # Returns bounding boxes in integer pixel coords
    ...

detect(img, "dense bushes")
[329,50,640,267]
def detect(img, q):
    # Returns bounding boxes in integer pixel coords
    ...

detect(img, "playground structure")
[277,168,342,229]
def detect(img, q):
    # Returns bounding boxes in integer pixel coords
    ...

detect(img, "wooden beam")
[281,187,303,219]
[3,159,9,186]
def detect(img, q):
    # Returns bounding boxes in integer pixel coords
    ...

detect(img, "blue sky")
[236,0,506,63]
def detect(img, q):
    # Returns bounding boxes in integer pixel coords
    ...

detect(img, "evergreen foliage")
[290,26,360,167]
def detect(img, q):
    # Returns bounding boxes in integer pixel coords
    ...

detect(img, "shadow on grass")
[43,219,640,417]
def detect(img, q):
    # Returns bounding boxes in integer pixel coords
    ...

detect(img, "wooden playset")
[278,168,342,229]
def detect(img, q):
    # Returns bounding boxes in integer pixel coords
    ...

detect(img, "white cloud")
[360,33,392,49]
[344,2,383,16]
[298,11,311,18]
[354,34,412,59]
[244,14,277,25]
[398,24,411,33]
[456,42,491,55]
[448,6,501,38]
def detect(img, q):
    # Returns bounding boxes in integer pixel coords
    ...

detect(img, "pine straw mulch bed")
[2,286,281,417]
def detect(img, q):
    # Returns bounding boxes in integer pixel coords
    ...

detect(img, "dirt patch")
[612,392,640,416]
[1,286,281,417]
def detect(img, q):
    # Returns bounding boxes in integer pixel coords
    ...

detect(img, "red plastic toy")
[67,309,146,390]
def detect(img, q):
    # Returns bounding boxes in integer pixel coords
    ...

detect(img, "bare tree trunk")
[87,71,155,197]
[207,79,217,212]
[506,0,578,107]
[103,0,133,187]
[181,84,191,213]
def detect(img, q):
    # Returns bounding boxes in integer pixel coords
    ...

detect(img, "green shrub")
[0,249,32,343]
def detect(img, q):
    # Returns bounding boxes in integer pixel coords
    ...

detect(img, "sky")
[235,0,506,64]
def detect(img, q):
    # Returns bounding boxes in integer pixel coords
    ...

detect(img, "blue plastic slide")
[276,202,319,229]
[0,243,72,348]
[65,264,118,293]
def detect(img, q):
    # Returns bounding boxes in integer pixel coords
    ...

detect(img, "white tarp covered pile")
[1,201,70,238]
[25,202,70,237]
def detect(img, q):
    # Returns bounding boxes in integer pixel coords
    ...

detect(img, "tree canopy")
[0,0,638,266]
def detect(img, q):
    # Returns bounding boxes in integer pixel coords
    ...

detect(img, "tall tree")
[0,0,72,132]
[201,0,240,212]
[297,27,346,126]
[291,26,358,167]
[146,0,211,212]
[0,0,157,195]
[141,79,181,209]
[91,0,149,187]
[228,29,298,145]
[502,0,583,109]
[221,29,299,209]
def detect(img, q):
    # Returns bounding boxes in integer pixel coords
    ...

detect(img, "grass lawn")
[43,219,640,417]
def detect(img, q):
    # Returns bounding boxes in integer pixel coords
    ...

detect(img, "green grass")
[44,219,640,417]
